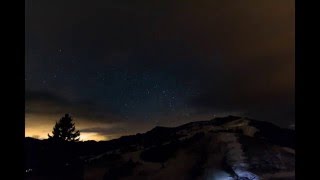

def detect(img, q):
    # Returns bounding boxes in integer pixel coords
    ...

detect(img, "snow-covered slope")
[81,116,295,180]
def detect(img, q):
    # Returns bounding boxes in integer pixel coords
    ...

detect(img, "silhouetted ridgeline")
[25,116,295,180]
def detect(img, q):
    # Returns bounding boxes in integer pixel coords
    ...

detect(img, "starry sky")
[25,0,294,141]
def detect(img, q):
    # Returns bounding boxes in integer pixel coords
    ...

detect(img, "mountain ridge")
[25,115,295,180]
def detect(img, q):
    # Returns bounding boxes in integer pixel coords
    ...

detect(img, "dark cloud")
[25,90,124,124]
[26,0,294,139]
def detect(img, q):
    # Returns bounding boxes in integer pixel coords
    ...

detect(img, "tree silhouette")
[48,114,80,142]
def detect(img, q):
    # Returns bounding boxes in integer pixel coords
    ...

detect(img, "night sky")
[25,0,294,141]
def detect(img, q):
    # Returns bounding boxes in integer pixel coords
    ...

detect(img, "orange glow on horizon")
[79,132,108,141]
[25,113,120,141]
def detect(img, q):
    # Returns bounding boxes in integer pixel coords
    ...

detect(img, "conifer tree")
[48,114,80,142]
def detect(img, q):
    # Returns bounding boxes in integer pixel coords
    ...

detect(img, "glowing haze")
[26,0,294,141]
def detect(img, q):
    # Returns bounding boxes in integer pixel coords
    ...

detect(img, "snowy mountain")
[25,116,295,180]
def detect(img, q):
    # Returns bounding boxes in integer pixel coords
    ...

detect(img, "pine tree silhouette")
[48,113,80,142]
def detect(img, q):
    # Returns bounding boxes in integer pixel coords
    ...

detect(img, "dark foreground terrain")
[25,116,295,180]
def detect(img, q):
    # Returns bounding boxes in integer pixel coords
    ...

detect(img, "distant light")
[234,169,259,180]
[206,168,259,180]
